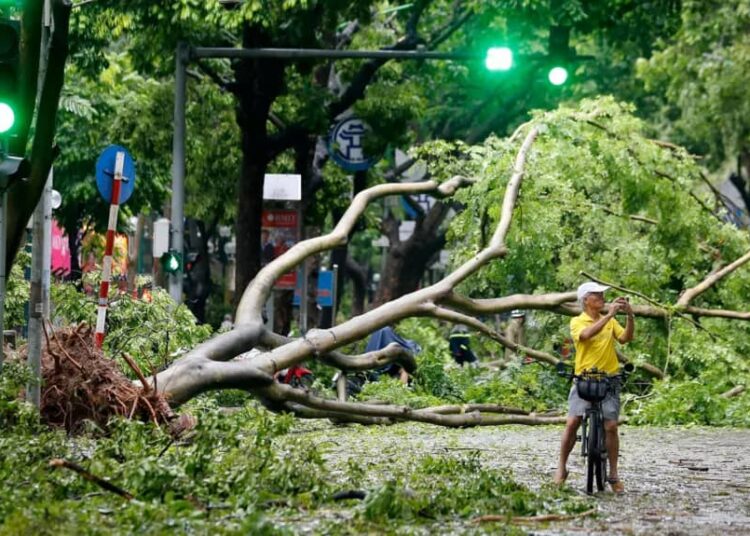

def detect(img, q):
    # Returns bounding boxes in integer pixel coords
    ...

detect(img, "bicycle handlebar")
[555,361,634,381]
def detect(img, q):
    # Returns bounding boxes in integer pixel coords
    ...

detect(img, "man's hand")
[610,297,632,315]
[614,297,633,315]
[615,297,635,343]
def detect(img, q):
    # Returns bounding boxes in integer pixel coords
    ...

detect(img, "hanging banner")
[262,209,299,289]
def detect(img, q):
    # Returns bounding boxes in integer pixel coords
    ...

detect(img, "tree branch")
[423,304,560,366]
[263,382,567,427]
[236,175,476,326]
[676,249,750,307]
[194,60,237,94]
[259,330,417,372]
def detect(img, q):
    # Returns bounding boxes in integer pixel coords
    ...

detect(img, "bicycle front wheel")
[586,415,597,494]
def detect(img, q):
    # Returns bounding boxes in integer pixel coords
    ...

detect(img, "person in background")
[504,310,527,362]
[449,324,478,366]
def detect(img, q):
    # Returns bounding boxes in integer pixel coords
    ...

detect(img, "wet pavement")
[466,425,750,535]
[318,423,750,535]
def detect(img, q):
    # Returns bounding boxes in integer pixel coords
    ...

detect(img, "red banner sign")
[262,209,299,289]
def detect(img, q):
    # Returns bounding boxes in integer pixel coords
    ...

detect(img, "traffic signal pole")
[169,42,189,304]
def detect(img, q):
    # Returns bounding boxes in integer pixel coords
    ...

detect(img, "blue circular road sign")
[328,117,378,171]
[96,145,136,204]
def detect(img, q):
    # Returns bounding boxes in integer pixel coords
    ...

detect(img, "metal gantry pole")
[169,42,189,304]
[192,47,482,61]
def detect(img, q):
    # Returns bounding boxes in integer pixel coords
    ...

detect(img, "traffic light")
[184,252,200,274]
[0,18,20,135]
[547,26,572,87]
[547,66,569,86]
[484,46,513,72]
[160,250,182,274]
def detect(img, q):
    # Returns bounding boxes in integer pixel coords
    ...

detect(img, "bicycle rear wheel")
[596,422,607,492]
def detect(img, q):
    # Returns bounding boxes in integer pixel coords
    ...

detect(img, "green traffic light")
[548,66,569,86]
[485,47,513,71]
[160,251,182,274]
[0,102,14,133]
[166,256,179,272]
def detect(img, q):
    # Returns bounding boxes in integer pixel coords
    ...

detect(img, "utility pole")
[26,170,51,406]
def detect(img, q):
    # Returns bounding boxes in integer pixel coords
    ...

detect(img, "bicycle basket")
[576,378,608,402]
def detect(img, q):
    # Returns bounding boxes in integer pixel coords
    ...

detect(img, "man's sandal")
[607,478,624,494]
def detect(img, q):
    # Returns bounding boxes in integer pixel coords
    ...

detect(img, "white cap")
[510,309,525,317]
[577,282,610,302]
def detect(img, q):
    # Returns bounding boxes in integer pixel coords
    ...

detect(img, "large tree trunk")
[373,201,450,306]
[330,171,368,315]
[232,24,286,308]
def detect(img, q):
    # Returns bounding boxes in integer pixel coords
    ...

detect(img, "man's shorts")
[567,380,621,421]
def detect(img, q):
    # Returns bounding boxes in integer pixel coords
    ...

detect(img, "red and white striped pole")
[94,151,124,348]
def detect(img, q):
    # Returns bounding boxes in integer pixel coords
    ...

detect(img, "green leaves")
[50,280,213,376]
[636,0,750,164]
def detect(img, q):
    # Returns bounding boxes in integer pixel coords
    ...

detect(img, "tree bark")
[373,201,450,306]
[232,24,286,308]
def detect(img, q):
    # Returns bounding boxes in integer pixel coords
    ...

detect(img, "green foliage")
[465,363,569,412]
[0,403,321,534]
[2,249,30,330]
[398,318,463,400]
[357,451,590,527]
[636,0,750,164]
[50,280,213,375]
[356,375,443,408]
[0,389,597,535]
[0,362,41,430]
[629,379,750,427]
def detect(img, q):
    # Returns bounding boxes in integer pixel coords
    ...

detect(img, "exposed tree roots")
[21,323,176,433]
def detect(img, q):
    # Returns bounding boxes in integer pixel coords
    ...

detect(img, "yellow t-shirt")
[570,312,624,375]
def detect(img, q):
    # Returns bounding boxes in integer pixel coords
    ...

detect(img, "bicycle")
[556,362,633,494]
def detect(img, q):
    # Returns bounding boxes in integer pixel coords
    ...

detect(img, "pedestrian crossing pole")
[94,151,124,348]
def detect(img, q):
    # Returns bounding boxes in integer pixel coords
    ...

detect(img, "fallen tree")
[145,97,750,426]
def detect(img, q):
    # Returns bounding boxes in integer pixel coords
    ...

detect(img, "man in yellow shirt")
[553,282,634,493]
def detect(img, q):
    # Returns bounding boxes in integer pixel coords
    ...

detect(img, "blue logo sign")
[96,145,136,204]
[328,117,377,171]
